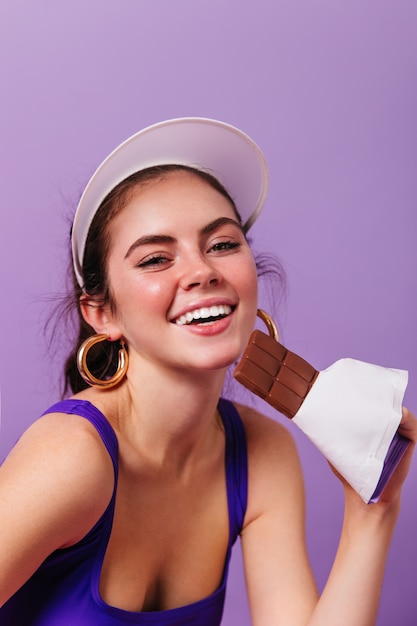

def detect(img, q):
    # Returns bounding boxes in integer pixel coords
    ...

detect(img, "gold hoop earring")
[77,334,128,389]
[256,309,279,341]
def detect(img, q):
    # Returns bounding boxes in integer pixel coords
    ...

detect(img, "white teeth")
[175,304,232,325]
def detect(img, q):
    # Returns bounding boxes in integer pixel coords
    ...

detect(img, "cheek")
[141,279,167,298]
[245,262,259,320]
[142,281,175,319]
[238,256,258,300]
[123,274,174,316]
[108,268,166,309]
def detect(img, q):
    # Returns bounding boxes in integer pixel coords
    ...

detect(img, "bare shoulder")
[1,409,114,544]
[0,409,115,604]
[233,402,305,525]
[4,409,114,477]
[234,401,298,459]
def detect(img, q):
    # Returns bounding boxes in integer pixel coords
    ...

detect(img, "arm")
[0,412,114,606]
[239,405,416,626]
[309,407,416,626]
[239,406,318,625]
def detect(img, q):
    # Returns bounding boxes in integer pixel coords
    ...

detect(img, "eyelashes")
[136,254,171,268]
[209,241,241,253]
[136,240,242,270]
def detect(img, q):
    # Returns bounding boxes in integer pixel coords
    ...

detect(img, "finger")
[398,407,417,443]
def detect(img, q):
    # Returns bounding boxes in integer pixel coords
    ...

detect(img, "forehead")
[110,169,239,234]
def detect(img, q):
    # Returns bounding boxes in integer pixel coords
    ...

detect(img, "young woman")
[0,118,415,626]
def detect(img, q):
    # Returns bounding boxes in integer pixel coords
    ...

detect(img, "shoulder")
[7,408,114,475]
[0,408,115,604]
[234,401,298,463]
[233,402,305,526]
[1,408,115,545]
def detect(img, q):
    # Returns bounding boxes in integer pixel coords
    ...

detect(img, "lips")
[174,304,233,326]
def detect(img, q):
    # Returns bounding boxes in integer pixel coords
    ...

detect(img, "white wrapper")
[293,358,408,502]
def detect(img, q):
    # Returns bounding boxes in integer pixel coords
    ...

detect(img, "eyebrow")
[201,216,244,235]
[124,217,243,259]
[125,235,175,259]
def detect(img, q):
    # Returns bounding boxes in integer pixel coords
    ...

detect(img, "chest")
[99,454,230,613]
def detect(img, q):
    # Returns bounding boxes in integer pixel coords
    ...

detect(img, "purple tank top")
[0,398,248,625]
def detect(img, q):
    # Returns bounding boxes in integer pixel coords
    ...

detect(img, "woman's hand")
[376,406,417,505]
[331,406,417,514]
[307,406,417,626]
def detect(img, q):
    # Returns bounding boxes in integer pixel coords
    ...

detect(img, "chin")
[195,348,242,373]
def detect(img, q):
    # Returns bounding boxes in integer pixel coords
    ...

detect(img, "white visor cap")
[71,117,269,288]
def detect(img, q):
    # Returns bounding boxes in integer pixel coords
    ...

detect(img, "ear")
[80,295,122,341]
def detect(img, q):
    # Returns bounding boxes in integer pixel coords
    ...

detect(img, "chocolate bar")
[234,311,410,504]
[233,329,319,418]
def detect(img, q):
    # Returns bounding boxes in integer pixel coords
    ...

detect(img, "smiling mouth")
[174,304,234,326]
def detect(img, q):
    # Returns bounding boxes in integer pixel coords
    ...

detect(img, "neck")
[95,359,228,471]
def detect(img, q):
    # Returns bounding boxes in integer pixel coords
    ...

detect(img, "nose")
[179,254,221,290]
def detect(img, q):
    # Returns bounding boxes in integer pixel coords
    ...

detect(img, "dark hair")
[61,164,250,395]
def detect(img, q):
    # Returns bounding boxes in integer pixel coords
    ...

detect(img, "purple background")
[1,1,416,624]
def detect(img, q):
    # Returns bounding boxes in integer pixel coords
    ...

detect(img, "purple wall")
[1,1,416,623]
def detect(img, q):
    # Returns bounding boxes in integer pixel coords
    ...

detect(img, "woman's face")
[103,170,258,374]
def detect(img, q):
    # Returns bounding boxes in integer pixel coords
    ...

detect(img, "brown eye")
[137,255,170,268]
[209,241,241,253]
